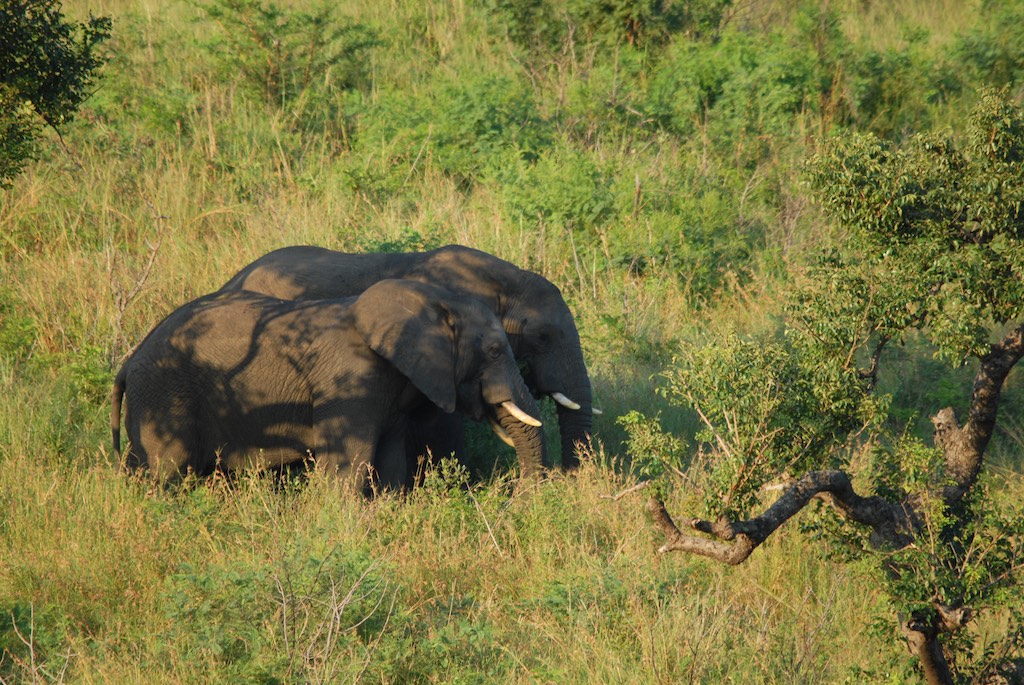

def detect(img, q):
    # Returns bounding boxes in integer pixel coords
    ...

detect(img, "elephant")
[110,279,546,488]
[217,244,596,469]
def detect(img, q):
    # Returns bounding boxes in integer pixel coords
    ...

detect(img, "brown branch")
[935,322,1024,504]
[903,612,955,685]
[647,469,916,565]
[858,334,890,390]
[899,601,974,685]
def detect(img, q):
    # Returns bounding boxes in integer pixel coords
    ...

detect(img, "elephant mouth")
[488,417,515,447]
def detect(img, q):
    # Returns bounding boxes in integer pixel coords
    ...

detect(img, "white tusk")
[501,401,543,427]
[488,418,515,447]
[550,392,581,410]
[592,407,603,415]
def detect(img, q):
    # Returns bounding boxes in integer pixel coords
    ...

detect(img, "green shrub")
[479,0,731,52]
[195,0,379,119]
[953,0,1024,89]
[490,141,613,234]
[645,16,829,145]
[160,537,392,681]
[358,72,552,187]
[0,288,35,362]
[0,602,73,682]
[475,0,565,53]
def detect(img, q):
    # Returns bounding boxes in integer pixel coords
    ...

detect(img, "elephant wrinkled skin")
[217,244,595,469]
[111,279,545,488]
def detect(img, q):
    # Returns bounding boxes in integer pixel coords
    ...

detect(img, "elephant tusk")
[501,401,543,427]
[488,418,516,447]
[550,392,581,410]
[551,391,603,415]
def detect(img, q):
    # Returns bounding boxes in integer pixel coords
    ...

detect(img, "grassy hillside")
[1,0,1022,681]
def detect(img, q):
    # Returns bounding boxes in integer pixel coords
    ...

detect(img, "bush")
[953,0,1024,89]
[480,0,731,52]
[491,141,614,234]
[160,534,393,681]
[195,0,379,125]
[358,72,553,187]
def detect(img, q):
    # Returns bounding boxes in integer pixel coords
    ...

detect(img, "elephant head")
[351,279,547,477]
[503,276,594,469]
[405,246,595,468]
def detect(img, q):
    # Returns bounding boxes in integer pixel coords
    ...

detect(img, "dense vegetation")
[1,0,1022,682]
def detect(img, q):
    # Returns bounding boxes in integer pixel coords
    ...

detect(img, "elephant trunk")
[522,308,593,470]
[554,380,593,470]
[493,394,547,478]
[536,341,593,464]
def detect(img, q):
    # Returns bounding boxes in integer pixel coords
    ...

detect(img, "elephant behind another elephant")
[111,279,546,488]
[217,244,596,470]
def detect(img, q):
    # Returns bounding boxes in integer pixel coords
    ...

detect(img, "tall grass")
[1,444,905,683]
[1,0,1020,681]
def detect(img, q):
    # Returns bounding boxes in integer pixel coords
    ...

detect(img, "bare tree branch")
[647,469,917,565]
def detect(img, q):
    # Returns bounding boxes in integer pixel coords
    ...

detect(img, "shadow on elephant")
[111,279,547,492]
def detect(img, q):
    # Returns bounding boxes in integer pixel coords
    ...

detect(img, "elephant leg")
[313,404,378,491]
[135,420,196,482]
[404,411,466,484]
[374,429,411,491]
[556,403,593,470]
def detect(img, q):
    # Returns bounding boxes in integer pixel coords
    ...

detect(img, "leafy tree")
[0,0,110,187]
[627,90,1024,684]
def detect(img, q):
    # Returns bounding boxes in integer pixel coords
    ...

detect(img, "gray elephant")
[217,244,595,469]
[110,279,545,487]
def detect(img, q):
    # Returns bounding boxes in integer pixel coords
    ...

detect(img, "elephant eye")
[487,342,503,359]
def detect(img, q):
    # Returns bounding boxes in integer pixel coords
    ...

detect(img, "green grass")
[2,0,1022,681]
[0,445,906,683]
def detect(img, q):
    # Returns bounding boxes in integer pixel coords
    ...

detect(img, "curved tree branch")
[647,469,917,565]
[642,322,1024,683]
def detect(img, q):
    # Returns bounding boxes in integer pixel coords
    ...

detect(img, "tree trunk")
[903,618,953,685]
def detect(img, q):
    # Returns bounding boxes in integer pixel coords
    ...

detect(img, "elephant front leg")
[373,429,411,491]
[405,411,466,483]
[312,407,378,492]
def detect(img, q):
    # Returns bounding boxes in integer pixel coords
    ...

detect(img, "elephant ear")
[352,280,458,413]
